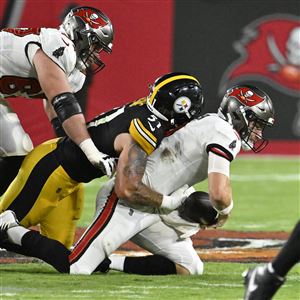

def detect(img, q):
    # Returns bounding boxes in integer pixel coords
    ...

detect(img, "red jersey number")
[0,76,44,98]
[2,28,41,37]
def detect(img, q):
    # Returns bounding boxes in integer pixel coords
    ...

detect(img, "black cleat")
[96,257,111,273]
[243,264,285,300]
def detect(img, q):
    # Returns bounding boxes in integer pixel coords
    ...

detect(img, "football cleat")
[0,210,19,232]
[96,257,111,273]
[243,264,285,300]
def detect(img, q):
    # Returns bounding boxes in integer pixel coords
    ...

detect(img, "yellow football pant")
[0,139,84,248]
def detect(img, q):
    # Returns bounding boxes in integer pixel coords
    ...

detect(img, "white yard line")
[231,174,299,181]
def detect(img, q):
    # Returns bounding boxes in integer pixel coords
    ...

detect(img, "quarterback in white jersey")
[0,6,116,190]
[0,85,275,276]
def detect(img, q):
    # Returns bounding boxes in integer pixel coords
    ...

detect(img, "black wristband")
[51,92,82,123]
[51,117,66,137]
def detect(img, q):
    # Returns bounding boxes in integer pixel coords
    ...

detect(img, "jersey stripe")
[129,118,157,155]
[206,143,234,162]
[68,191,118,264]
[148,74,200,105]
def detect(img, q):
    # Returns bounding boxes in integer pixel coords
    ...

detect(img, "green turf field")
[1,156,299,300]
[1,263,299,300]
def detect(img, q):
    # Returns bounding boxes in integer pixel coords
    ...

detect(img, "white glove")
[79,138,117,177]
[159,185,196,214]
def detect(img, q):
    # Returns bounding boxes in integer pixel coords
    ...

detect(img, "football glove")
[98,155,117,178]
[159,185,196,214]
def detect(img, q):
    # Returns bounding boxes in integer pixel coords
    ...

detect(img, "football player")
[0,85,275,276]
[0,6,115,195]
[243,220,300,300]
[0,72,204,248]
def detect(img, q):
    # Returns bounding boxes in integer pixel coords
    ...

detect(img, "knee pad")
[0,104,33,156]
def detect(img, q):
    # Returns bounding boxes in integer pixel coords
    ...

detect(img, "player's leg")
[243,220,300,300]
[107,220,203,275]
[0,100,33,195]
[272,220,300,277]
[70,179,160,275]
[39,183,85,248]
[0,139,77,228]
[0,210,70,273]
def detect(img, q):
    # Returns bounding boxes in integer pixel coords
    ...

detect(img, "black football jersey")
[55,98,171,182]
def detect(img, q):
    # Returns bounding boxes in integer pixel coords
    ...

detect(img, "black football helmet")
[147,72,204,126]
[62,6,114,73]
[218,85,275,152]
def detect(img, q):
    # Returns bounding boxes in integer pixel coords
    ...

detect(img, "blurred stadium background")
[0,1,299,299]
[1,0,299,152]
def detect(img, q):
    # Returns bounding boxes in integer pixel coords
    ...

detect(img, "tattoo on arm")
[123,143,163,207]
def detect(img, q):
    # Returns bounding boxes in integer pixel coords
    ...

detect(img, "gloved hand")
[159,185,196,214]
[98,155,118,177]
[79,139,117,177]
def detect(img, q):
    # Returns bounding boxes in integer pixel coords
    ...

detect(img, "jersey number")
[2,28,41,37]
[0,76,44,98]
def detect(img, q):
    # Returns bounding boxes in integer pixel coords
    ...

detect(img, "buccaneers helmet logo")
[219,14,300,97]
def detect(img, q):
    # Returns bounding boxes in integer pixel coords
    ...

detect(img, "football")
[178,191,218,226]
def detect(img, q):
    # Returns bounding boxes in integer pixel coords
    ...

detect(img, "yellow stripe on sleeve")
[129,118,157,155]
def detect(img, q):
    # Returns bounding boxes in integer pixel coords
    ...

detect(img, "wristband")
[213,201,233,216]
[79,138,103,165]
[161,195,174,210]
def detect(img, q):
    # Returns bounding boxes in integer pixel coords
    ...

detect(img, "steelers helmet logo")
[174,96,192,114]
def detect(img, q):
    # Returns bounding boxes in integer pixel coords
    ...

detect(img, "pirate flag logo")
[219,14,300,97]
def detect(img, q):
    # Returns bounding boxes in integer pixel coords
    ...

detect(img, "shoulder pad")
[40,28,76,74]
[129,117,163,155]
[210,119,241,159]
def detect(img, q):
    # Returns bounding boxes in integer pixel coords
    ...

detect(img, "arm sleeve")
[207,152,230,177]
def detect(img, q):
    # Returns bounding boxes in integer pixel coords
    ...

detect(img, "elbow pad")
[51,92,82,123]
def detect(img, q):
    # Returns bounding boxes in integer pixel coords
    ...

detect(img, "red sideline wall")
[1,1,299,155]
[1,0,173,145]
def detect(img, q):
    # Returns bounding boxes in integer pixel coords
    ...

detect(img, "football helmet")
[61,6,114,73]
[218,85,275,152]
[147,72,204,126]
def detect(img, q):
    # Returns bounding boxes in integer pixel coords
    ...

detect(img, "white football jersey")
[0,27,85,99]
[142,113,241,195]
[116,113,241,237]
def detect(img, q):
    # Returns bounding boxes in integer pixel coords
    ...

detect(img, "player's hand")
[212,214,229,228]
[159,185,196,214]
[98,155,118,177]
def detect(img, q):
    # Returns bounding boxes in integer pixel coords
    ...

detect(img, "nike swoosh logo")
[148,121,155,132]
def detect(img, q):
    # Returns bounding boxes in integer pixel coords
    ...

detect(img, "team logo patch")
[174,96,191,114]
[229,140,237,150]
[52,47,65,58]
[228,87,265,107]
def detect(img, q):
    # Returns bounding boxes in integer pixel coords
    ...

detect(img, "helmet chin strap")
[146,98,169,122]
